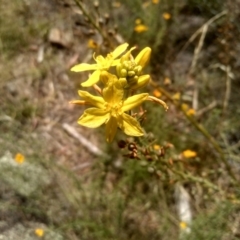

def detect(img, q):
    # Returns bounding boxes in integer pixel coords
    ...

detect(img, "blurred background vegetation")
[0,0,240,239]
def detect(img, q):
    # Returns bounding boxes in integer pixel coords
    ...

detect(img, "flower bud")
[135,47,151,68]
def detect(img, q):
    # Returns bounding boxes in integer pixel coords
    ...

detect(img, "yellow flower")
[181,104,195,116]
[173,92,181,100]
[71,76,148,142]
[187,108,195,116]
[182,150,197,158]
[179,221,187,229]
[135,18,142,25]
[14,153,25,164]
[181,103,189,111]
[134,24,148,33]
[163,13,171,20]
[70,73,168,142]
[152,0,160,4]
[153,89,162,97]
[35,228,44,237]
[71,43,128,87]
[153,144,161,150]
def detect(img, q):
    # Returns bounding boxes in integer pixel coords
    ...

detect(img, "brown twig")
[179,10,227,56]
[73,0,114,48]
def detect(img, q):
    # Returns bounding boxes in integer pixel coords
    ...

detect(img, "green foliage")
[187,0,224,16]
[0,0,48,58]
[1,0,240,239]
[184,203,239,240]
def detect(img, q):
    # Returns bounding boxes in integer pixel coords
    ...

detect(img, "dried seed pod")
[157,147,165,157]
[118,140,127,149]
[123,152,139,159]
[129,151,138,159]
[128,143,137,151]
[132,148,138,154]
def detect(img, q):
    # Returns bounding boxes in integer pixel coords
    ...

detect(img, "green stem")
[152,84,237,182]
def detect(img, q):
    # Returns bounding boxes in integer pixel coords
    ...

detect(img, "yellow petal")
[102,73,124,104]
[78,108,109,128]
[120,47,136,62]
[112,43,129,59]
[71,63,99,72]
[122,93,149,112]
[100,71,116,86]
[81,70,101,87]
[78,90,105,108]
[135,47,151,68]
[119,113,144,136]
[147,95,168,111]
[69,100,86,105]
[111,59,121,66]
[130,75,150,91]
[105,116,118,142]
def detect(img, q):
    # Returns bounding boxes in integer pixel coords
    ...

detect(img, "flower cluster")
[70,43,168,142]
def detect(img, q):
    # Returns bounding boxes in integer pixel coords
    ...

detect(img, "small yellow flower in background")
[134,24,148,33]
[181,104,195,116]
[35,228,44,237]
[153,144,161,150]
[181,103,189,111]
[163,12,171,20]
[152,0,160,4]
[135,18,142,25]
[14,153,25,164]
[179,221,187,229]
[71,43,129,87]
[172,92,181,100]
[87,39,98,49]
[187,108,195,116]
[182,150,197,158]
[153,89,162,98]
